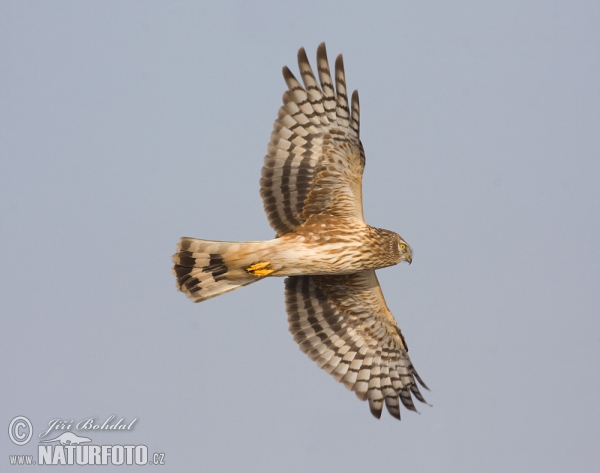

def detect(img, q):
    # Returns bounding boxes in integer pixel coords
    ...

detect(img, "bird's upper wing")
[285,271,428,420]
[260,43,365,237]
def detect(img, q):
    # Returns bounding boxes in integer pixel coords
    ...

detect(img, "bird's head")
[398,235,412,264]
[378,228,413,268]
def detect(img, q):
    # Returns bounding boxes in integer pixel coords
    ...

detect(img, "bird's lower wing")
[284,271,428,420]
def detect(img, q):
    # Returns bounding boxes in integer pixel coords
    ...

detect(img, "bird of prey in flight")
[173,43,428,420]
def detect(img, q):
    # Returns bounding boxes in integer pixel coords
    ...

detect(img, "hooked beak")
[407,255,412,265]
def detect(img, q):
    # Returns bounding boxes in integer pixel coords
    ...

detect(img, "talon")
[246,261,274,277]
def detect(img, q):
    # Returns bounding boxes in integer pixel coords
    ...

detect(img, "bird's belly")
[269,238,379,276]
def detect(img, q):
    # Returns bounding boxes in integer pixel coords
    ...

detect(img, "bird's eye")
[400,244,406,250]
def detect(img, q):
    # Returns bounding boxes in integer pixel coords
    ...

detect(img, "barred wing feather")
[285,271,428,419]
[260,43,365,236]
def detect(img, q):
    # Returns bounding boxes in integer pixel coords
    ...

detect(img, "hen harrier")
[173,43,428,420]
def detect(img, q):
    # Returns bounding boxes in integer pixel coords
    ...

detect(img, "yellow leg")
[245,261,274,277]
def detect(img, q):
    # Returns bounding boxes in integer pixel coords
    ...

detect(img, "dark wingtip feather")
[297,47,308,65]
[369,401,383,419]
[335,53,345,80]
[385,397,402,420]
[413,370,430,390]
[282,65,296,82]
[317,42,327,59]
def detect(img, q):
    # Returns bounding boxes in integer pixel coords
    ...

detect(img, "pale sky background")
[2,1,599,472]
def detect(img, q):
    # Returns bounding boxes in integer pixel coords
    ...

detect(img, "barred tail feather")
[172,237,270,303]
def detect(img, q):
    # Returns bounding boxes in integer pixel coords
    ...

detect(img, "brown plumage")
[173,43,428,420]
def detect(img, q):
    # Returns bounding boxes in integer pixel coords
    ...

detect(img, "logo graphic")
[39,432,92,445]
[8,416,33,446]
[7,414,166,466]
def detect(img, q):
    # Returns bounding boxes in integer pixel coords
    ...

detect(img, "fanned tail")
[172,238,272,302]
